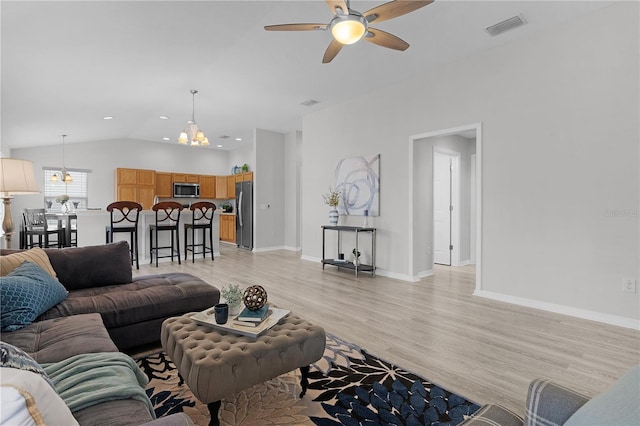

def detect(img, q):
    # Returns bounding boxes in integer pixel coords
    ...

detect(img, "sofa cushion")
[0,247,57,278]
[38,273,219,329]
[524,379,589,426]
[1,313,118,364]
[1,261,68,331]
[45,241,132,290]
[1,367,79,426]
[564,365,640,426]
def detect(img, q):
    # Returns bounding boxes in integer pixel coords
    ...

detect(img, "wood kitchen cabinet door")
[117,168,137,185]
[137,169,156,186]
[215,176,228,199]
[227,176,235,199]
[155,172,173,197]
[117,185,137,202]
[138,186,156,210]
[219,215,236,243]
[199,175,216,198]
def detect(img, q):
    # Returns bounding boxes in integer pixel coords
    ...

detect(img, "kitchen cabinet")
[115,168,156,209]
[227,176,236,199]
[155,172,173,197]
[199,175,216,199]
[172,173,199,183]
[219,214,236,243]
[215,176,228,199]
[241,171,253,181]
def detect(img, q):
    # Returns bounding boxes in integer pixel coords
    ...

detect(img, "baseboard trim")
[474,289,640,330]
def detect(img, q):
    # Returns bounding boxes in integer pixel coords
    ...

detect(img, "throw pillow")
[0,342,54,389]
[0,247,57,278]
[44,241,133,290]
[1,368,79,426]
[0,261,68,331]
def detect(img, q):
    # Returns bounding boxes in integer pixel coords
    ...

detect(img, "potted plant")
[352,248,361,265]
[323,186,341,225]
[221,284,244,316]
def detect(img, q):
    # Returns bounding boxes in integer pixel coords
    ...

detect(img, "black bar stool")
[184,202,216,263]
[105,201,142,269]
[149,201,183,267]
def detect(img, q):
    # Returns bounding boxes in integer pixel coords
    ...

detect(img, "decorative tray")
[190,307,290,338]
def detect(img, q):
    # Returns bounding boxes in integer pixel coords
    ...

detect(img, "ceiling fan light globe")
[51,173,59,182]
[201,137,210,146]
[191,139,200,146]
[195,130,206,142]
[330,15,367,45]
[63,173,73,183]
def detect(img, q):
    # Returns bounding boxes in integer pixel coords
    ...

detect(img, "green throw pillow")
[0,261,68,331]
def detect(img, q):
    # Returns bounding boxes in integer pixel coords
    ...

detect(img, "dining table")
[46,212,77,247]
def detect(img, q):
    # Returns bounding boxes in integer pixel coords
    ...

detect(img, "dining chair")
[184,202,216,263]
[105,201,142,269]
[22,208,61,248]
[149,201,183,267]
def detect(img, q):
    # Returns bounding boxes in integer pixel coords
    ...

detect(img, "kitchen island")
[76,209,220,262]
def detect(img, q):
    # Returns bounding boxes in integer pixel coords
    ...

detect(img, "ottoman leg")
[207,400,221,426]
[299,365,310,398]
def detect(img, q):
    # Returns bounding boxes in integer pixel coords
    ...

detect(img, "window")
[43,168,90,212]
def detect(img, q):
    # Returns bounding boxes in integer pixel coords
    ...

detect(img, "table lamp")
[0,158,40,248]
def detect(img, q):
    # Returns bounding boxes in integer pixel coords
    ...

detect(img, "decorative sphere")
[243,285,268,310]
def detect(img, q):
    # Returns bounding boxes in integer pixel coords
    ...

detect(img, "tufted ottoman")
[161,311,326,426]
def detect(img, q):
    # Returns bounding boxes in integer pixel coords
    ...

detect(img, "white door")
[433,152,452,265]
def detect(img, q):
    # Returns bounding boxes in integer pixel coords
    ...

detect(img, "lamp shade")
[0,158,40,195]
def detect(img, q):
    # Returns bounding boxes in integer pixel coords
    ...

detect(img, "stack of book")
[233,305,271,327]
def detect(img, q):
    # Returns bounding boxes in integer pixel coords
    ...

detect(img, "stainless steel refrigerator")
[235,181,253,250]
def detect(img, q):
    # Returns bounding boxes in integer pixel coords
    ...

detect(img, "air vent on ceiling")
[300,99,319,107]
[485,15,526,37]
[218,135,230,139]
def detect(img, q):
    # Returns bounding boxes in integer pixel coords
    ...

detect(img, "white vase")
[229,302,242,317]
[61,203,69,214]
[329,209,339,225]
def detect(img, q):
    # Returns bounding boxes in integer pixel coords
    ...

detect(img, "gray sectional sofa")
[1,241,220,425]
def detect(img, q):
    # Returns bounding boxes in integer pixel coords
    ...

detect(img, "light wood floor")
[135,244,640,416]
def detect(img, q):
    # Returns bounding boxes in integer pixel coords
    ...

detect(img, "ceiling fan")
[265,0,433,63]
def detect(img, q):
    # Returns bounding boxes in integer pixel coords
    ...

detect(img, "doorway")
[408,123,482,291]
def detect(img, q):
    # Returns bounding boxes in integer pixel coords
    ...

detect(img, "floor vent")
[485,15,526,36]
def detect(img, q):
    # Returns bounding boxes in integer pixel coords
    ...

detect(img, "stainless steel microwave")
[173,182,200,198]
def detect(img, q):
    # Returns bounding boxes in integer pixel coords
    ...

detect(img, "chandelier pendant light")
[51,134,73,183]
[178,90,209,146]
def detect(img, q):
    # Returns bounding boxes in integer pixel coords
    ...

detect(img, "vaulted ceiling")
[1,1,612,151]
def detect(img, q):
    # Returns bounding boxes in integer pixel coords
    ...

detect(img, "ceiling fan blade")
[364,28,410,51]
[325,0,349,16]
[264,23,327,31]
[323,39,344,63]
[364,0,433,24]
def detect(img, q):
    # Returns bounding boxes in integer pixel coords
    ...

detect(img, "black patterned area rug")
[135,334,481,425]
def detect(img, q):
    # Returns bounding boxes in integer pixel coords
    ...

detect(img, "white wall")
[301,2,639,326]
[9,138,230,229]
[284,130,302,250]
[254,129,285,250]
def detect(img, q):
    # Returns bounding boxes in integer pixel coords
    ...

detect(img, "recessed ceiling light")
[103,116,114,120]
[162,137,170,141]
[235,138,242,141]
[216,144,223,148]
[159,116,169,120]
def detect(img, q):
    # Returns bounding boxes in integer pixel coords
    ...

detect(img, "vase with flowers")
[323,186,341,225]
[352,248,361,266]
[56,194,70,213]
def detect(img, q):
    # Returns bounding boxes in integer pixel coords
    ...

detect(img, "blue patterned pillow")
[0,261,68,331]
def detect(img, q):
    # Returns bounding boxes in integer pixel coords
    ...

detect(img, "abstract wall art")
[334,154,380,216]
